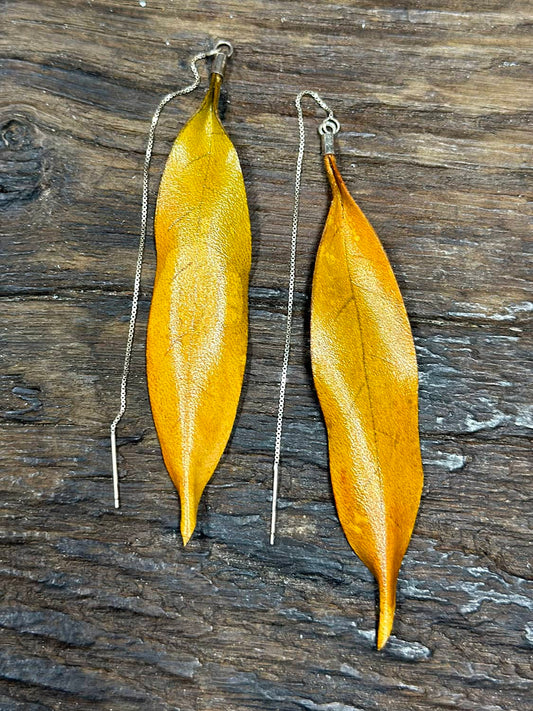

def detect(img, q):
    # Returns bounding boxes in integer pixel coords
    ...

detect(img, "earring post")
[109,44,219,509]
[269,90,339,544]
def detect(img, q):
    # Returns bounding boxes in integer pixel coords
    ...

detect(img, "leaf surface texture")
[147,74,251,544]
[310,154,423,648]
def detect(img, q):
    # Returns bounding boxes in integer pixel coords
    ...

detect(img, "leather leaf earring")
[110,40,251,545]
[271,91,423,650]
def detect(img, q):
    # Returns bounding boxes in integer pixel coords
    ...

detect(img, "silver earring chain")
[270,91,339,544]
[110,42,232,509]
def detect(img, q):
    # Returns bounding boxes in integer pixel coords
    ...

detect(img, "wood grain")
[1,1,532,709]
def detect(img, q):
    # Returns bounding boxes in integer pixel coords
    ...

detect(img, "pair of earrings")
[110,41,423,650]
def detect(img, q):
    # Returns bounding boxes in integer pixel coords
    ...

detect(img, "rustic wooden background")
[1,0,532,709]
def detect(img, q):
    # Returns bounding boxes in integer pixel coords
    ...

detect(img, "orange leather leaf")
[146,73,251,545]
[310,154,423,648]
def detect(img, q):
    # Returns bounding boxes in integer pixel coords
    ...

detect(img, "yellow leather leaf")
[310,154,423,648]
[146,73,251,545]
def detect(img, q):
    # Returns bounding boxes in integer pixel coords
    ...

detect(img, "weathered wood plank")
[1,0,531,709]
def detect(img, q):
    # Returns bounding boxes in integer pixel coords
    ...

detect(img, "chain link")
[270,91,338,544]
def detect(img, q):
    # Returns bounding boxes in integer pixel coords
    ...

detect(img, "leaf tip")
[376,609,394,650]
[376,576,397,650]
[181,527,194,547]
[180,498,198,546]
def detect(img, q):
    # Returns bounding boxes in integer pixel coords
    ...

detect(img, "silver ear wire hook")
[270,91,340,545]
[110,41,232,510]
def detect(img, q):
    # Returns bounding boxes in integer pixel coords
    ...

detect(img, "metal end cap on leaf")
[318,116,340,155]
[211,40,234,78]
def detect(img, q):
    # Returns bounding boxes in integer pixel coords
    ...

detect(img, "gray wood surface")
[1,1,532,709]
